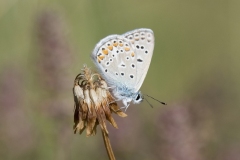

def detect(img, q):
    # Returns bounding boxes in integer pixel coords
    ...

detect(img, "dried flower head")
[73,66,127,136]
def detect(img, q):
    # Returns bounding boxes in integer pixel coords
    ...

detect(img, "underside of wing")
[123,28,155,92]
[91,35,138,89]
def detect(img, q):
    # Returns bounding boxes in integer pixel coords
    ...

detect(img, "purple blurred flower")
[36,10,72,93]
[0,66,35,158]
[157,105,203,160]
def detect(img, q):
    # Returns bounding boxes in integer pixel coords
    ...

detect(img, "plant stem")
[101,130,116,160]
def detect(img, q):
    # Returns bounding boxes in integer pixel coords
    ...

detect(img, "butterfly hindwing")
[91,35,138,88]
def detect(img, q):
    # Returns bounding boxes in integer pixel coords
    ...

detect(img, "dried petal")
[96,87,118,128]
[109,103,127,117]
[86,106,97,136]
[89,88,100,110]
[83,88,93,113]
[74,84,84,99]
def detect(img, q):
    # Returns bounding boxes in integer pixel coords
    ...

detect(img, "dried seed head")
[73,66,127,136]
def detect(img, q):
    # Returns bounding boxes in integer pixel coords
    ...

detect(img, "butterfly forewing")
[123,29,154,92]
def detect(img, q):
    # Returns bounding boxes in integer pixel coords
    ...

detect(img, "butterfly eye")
[105,69,108,72]
[121,72,125,76]
[145,50,148,54]
[130,75,134,79]
[135,94,141,101]
[126,56,130,60]
[140,46,144,49]
[136,45,140,49]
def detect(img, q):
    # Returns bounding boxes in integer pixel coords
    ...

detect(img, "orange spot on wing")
[119,43,123,47]
[98,55,105,60]
[102,49,108,55]
[97,57,101,63]
[131,52,135,57]
[125,47,130,51]
[107,46,113,51]
[113,43,118,47]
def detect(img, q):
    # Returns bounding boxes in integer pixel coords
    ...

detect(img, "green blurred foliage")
[0,0,239,160]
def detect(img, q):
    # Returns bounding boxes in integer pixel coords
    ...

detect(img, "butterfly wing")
[123,28,154,92]
[91,35,138,89]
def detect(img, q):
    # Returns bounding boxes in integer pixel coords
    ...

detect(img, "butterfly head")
[133,91,143,104]
[121,91,143,111]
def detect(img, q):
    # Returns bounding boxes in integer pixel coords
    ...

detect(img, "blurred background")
[0,0,239,160]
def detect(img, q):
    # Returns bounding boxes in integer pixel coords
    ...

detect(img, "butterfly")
[91,28,160,110]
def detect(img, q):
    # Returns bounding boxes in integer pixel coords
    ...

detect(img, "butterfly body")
[91,28,154,109]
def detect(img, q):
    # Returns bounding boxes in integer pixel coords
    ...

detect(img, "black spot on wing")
[137,59,143,62]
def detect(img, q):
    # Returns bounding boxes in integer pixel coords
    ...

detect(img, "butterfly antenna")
[144,94,167,105]
[144,97,154,108]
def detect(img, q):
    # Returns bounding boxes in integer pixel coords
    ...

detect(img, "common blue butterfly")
[91,28,160,110]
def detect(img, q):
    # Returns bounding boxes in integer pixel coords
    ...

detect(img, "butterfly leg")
[120,98,131,111]
[120,103,130,112]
